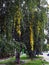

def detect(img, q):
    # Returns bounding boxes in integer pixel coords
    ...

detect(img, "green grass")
[20,55,29,60]
[0,56,49,65]
[23,60,49,65]
[5,59,49,65]
[23,60,42,65]
[0,55,28,64]
[0,56,15,64]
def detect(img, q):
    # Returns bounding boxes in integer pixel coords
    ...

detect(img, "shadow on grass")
[6,61,25,65]
[0,56,49,65]
[2,59,49,65]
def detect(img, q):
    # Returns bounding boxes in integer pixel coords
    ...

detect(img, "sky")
[47,0,49,4]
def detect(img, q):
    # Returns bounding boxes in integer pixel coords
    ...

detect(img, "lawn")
[0,55,49,65]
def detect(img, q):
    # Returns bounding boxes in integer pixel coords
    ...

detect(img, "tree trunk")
[15,51,20,64]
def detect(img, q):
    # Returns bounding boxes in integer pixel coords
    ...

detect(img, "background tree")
[0,0,47,64]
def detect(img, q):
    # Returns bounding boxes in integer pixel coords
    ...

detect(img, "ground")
[0,53,49,65]
[39,51,49,62]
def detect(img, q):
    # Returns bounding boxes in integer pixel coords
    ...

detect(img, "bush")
[0,39,15,58]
